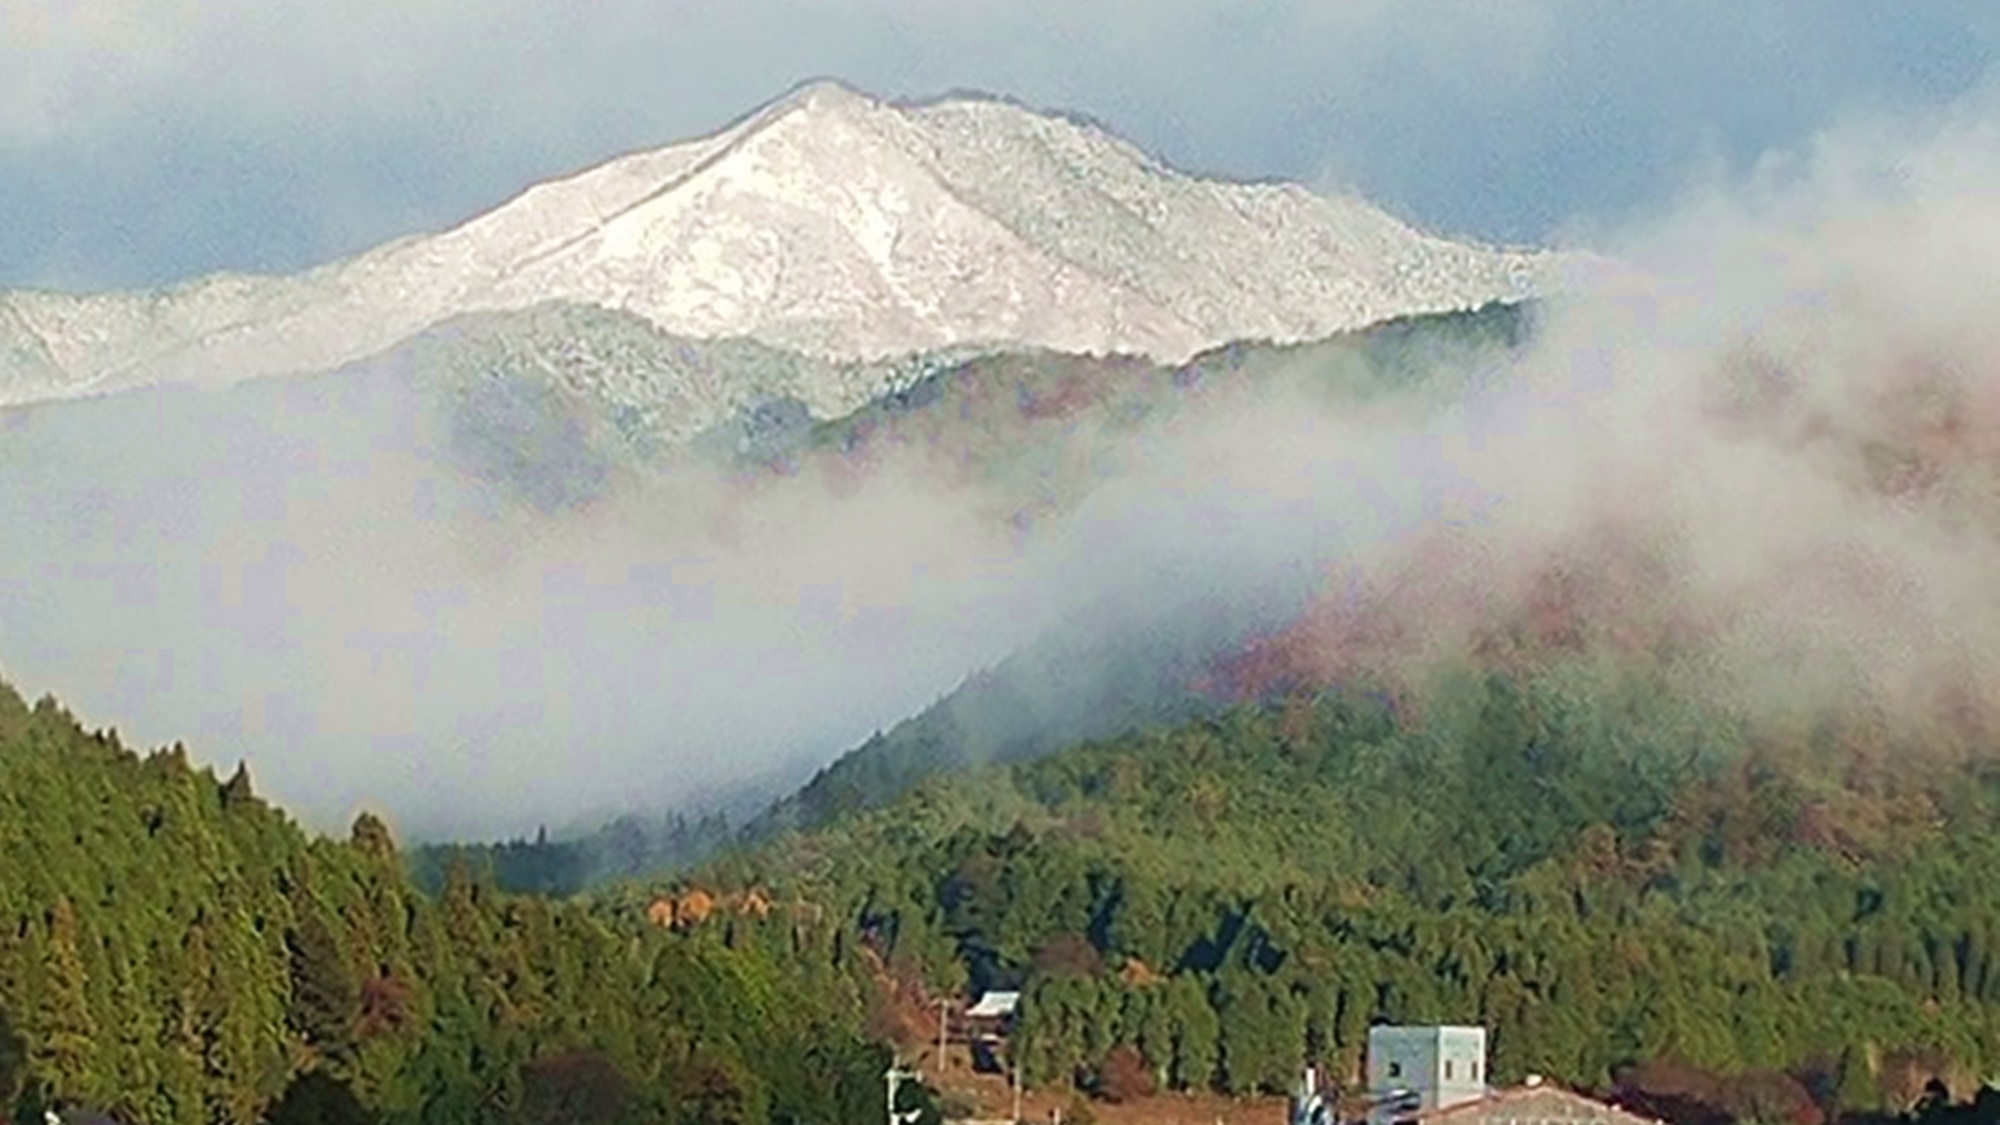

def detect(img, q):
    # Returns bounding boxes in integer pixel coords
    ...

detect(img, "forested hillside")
[0,679,916,1125]
[652,655,2000,1119]
[420,303,1536,892]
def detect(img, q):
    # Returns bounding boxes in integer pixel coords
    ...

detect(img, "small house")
[1336,1024,1664,1125]
[962,991,1020,1074]
[1367,1025,1490,1122]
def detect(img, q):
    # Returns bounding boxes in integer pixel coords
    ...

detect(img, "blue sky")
[0,0,1993,292]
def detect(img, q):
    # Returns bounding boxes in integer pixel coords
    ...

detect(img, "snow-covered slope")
[0,80,1563,412]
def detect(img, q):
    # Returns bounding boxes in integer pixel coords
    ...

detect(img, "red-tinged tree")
[1096,1044,1154,1104]
[514,1051,637,1125]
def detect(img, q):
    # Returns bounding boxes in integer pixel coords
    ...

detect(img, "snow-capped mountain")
[0,79,1562,414]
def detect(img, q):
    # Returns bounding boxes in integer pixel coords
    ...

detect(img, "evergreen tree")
[287,903,360,1068]
[38,897,97,1102]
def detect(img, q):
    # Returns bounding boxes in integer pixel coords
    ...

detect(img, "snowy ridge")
[0,80,1565,413]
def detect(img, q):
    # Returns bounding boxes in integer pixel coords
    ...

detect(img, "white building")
[1366,1025,1490,1123]
[964,991,1019,1020]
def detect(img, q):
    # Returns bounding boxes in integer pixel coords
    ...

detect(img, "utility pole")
[1011,1052,1023,1125]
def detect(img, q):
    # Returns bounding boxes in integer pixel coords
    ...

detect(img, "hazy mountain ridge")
[443,302,1533,886]
[0,80,1563,413]
[740,302,1535,838]
[367,302,988,450]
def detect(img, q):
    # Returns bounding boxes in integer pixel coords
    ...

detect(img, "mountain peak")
[768,77,873,114]
[0,84,1571,411]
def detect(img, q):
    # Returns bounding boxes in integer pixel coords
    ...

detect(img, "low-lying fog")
[4,89,1998,841]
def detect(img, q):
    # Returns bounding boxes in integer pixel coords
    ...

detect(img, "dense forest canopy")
[640,653,2000,1119]
[0,677,922,1125]
[16,600,2000,1125]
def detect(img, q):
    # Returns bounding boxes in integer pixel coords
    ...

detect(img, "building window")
[1445,1061,1455,1080]
[1388,1062,1402,1079]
